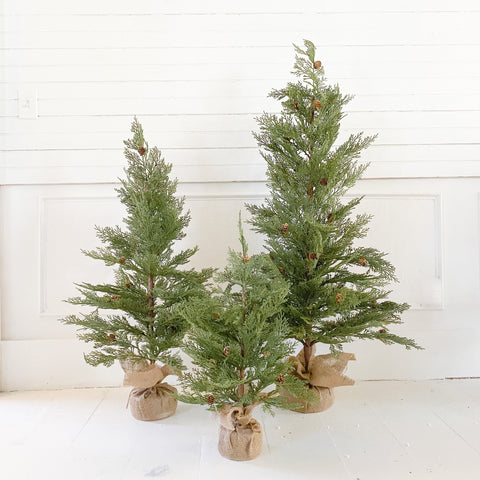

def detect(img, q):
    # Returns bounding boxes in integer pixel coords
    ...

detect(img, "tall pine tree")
[248,40,420,399]
[61,118,212,372]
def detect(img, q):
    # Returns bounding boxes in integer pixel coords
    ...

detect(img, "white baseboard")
[0,339,123,391]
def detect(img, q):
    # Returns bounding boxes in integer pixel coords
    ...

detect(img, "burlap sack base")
[218,405,263,461]
[129,383,178,422]
[282,347,355,414]
[281,385,335,413]
[122,362,178,421]
[119,358,152,374]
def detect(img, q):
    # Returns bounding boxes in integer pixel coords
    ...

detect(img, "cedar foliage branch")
[177,216,314,412]
[248,40,421,372]
[61,118,213,370]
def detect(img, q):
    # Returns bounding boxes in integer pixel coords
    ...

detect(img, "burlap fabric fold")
[122,361,178,421]
[283,346,356,413]
[218,404,263,461]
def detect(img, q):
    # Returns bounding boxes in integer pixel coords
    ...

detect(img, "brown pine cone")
[314,100,322,110]
[111,295,120,300]
[293,102,299,110]
[213,312,220,319]
[280,223,289,234]
[108,333,116,341]
[314,60,322,69]
[276,374,285,384]
[307,184,315,198]
[320,178,328,186]
[138,146,146,156]
[335,293,343,304]
[119,256,126,265]
[308,252,318,261]
[378,329,387,334]
[206,395,215,405]
[243,254,250,263]
[358,257,368,267]
[327,213,334,222]
[278,267,286,276]
[222,346,230,356]
[125,282,132,288]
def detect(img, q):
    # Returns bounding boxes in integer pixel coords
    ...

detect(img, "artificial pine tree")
[61,117,212,420]
[248,40,421,413]
[177,217,310,460]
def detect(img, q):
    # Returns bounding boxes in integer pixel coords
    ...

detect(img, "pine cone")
[222,346,230,356]
[213,312,220,319]
[327,213,334,223]
[314,60,322,69]
[307,184,315,198]
[314,100,322,110]
[378,329,387,334]
[243,254,250,263]
[108,333,116,342]
[119,256,126,265]
[308,252,318,261]
[335,293,343,304]
[125,282,132,288]
[206,395,215,405]
[262,351,271,356]
[111,295,120,300]
[293,102,299,110]
[138,146,146,156]
[358,257,368,267]
[320,178,328,186]
[276,374,285,384]
[280,223,289,234]
[278,267,285,276]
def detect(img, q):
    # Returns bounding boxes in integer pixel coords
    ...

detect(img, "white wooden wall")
[1,0,479,390]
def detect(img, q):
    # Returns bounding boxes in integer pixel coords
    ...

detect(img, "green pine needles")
[61,118,212,370]
[248,40,421,372]
[177,216,311,412]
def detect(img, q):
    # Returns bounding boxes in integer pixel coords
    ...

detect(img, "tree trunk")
[147,275,155,318]
[238,343,246,399]
[303,340,313,373]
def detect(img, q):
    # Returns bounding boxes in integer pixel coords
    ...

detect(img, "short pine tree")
[61,118,212,371]
[248,40,421,377]
[177,217,310,413]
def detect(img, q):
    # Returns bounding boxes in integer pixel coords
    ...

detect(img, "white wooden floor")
[1,380,479,479]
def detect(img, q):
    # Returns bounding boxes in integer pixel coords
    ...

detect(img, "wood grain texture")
[0,380,479,479]
[1,1,479,181]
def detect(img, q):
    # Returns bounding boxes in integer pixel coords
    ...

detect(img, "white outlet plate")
[18,89,38,119]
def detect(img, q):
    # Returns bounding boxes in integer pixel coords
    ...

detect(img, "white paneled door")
[1,178,480,390]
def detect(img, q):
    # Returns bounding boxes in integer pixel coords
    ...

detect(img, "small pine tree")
[177,217,308,413]
[61,118,212,371]
[177,217,311,459]
[248,40,421,379]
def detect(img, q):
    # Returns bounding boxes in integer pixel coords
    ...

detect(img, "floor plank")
[1,381,479,479]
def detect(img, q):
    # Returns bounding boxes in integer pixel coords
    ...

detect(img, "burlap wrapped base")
[120,358,151,376]
[285,347,355,413]
[120,359,178,421]
[218,405,263,461]
[281,385,334,413]
[129,382,177,421]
